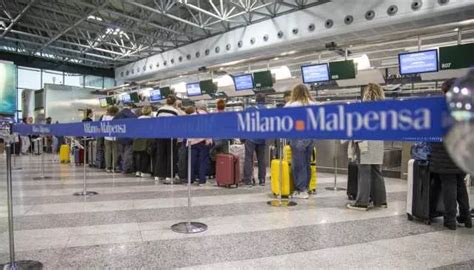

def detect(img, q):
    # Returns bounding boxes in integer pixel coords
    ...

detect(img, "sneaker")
[163,178,172,185]
[106,169,112,173]
[444,222,457,230]
[140,173,151,178]
[198,183,205,187]
[154,177,159,182]
[291,191,309,199]
[136,172,141,177]
[380,203,388,208]
[457,216,473,228]
[346,203,369,211]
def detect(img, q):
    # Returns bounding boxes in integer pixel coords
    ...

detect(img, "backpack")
[410,142,432,161]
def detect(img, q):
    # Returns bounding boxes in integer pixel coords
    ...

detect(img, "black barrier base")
[73,191,99,196]
[267,199,297,207]
[32,176,52,180]
[1,260,43,270]
[171,222,207,234]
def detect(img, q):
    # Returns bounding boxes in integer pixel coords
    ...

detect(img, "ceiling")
[0,0,329,68]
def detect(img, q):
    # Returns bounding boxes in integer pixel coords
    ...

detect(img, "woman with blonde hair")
[347,83,387,211]
[285,84,317,199]
[133,105,153,177]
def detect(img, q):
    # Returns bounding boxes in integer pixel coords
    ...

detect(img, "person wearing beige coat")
[347,84,388,211]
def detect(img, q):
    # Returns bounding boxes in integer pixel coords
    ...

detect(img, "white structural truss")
[0,0,329,68]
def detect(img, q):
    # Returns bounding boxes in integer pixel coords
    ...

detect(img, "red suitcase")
[215,154,240,188]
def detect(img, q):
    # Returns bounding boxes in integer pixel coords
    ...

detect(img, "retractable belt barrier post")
[33,136,52,180]
[1,143,43,270]
[73,138,98,197]
[326,140,346,192]
[12,142,22,171]
[171,144,208,234]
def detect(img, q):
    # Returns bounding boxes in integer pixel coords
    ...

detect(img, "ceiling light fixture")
[87,15,103,22]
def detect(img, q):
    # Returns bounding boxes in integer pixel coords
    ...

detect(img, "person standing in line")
[82,109,93,122]
[114,103,138,174]
[430,79,471,230]
[347,83,387,211]
[102,106,119,173]
[285,84,317,199]
[154,95,180,183]
[209,99,230,179]
[243,94,268,187]
[187,101,212,187]
[20,117,31,155]
[133,105,153,178]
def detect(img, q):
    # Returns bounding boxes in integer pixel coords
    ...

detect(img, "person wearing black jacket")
[114,104,137,174]
[430,79,472,230]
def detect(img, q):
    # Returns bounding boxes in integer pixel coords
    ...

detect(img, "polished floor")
[0,154,473,269]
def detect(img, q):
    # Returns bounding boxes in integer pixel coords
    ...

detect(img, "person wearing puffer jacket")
[347,83,387,211]
[114,103,137,174]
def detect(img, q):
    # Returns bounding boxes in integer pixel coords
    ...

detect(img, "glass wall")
[14,66,115,121]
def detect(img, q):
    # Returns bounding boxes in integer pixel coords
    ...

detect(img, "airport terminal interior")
[1,0,474,269]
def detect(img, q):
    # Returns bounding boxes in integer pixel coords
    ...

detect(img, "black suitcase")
[347,161,358,200]
[407,160,443,225]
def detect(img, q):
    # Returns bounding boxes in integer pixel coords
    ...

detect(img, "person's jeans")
[191,142,210,184]
[104,140,118,170]
[355,164,386,206]
[118,143,134,173]
[289,139,314,192]
[243,141,267,184]
[439,173,471,224]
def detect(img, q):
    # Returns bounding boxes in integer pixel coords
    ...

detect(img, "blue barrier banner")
[11,97,449,141]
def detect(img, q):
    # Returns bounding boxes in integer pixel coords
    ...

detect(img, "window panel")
[18,67,41,89]
[64,73,84,87]
[85,75,103,89]
[42,70,64,87]
[103,77,115,89]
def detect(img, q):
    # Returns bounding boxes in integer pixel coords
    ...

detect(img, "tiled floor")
[0,154,473,269]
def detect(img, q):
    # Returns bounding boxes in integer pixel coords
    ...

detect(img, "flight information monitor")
[186,82,202,96]
[398,49,438,75]
[233,74,254,91]
[121,93,131,103]
[301,63,330,83]
[150,89,163,102]
[99,97,108,108]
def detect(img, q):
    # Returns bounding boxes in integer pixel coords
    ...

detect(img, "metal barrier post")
[1,144,43,270]
[171,143,207,233]
[33,136,51,180]
[73,138,98,196]
[325,140,345,191]
[267,139,297,207]
[165,139,174,185]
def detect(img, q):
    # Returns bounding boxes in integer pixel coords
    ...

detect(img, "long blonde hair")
[362,83,385,101]
[289,84,314,105]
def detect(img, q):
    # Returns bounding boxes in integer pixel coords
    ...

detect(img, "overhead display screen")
[301,64,330,83]
[439,43,474,70]
[233,74,254,91]
[150,89,163,102]
[99,97,108,108]
[186,82,202,96]
[121,93,131,103]
[398,49,438,75]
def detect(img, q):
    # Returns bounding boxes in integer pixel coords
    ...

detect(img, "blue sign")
[150,89,163,102]
[399,49,439,75]
[233,74,254,91]
[301,63,330,84]
[186,83,201,96]
[12,97,448,142]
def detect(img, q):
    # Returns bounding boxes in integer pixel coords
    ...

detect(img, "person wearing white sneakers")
[133,105,153,178]
[285,84,317,199]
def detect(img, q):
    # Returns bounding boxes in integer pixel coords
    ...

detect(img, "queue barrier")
[2,97,449,268]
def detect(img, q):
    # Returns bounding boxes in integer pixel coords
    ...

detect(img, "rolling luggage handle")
[171,143,208,234]
[73,137,98,197]
[267,139,297,207]
[33,136,52,180]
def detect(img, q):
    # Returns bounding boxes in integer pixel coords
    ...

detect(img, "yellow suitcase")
[59,144,70,163]
[309,165,317,193]
[283,145,292,164]
[271,159,294,197]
